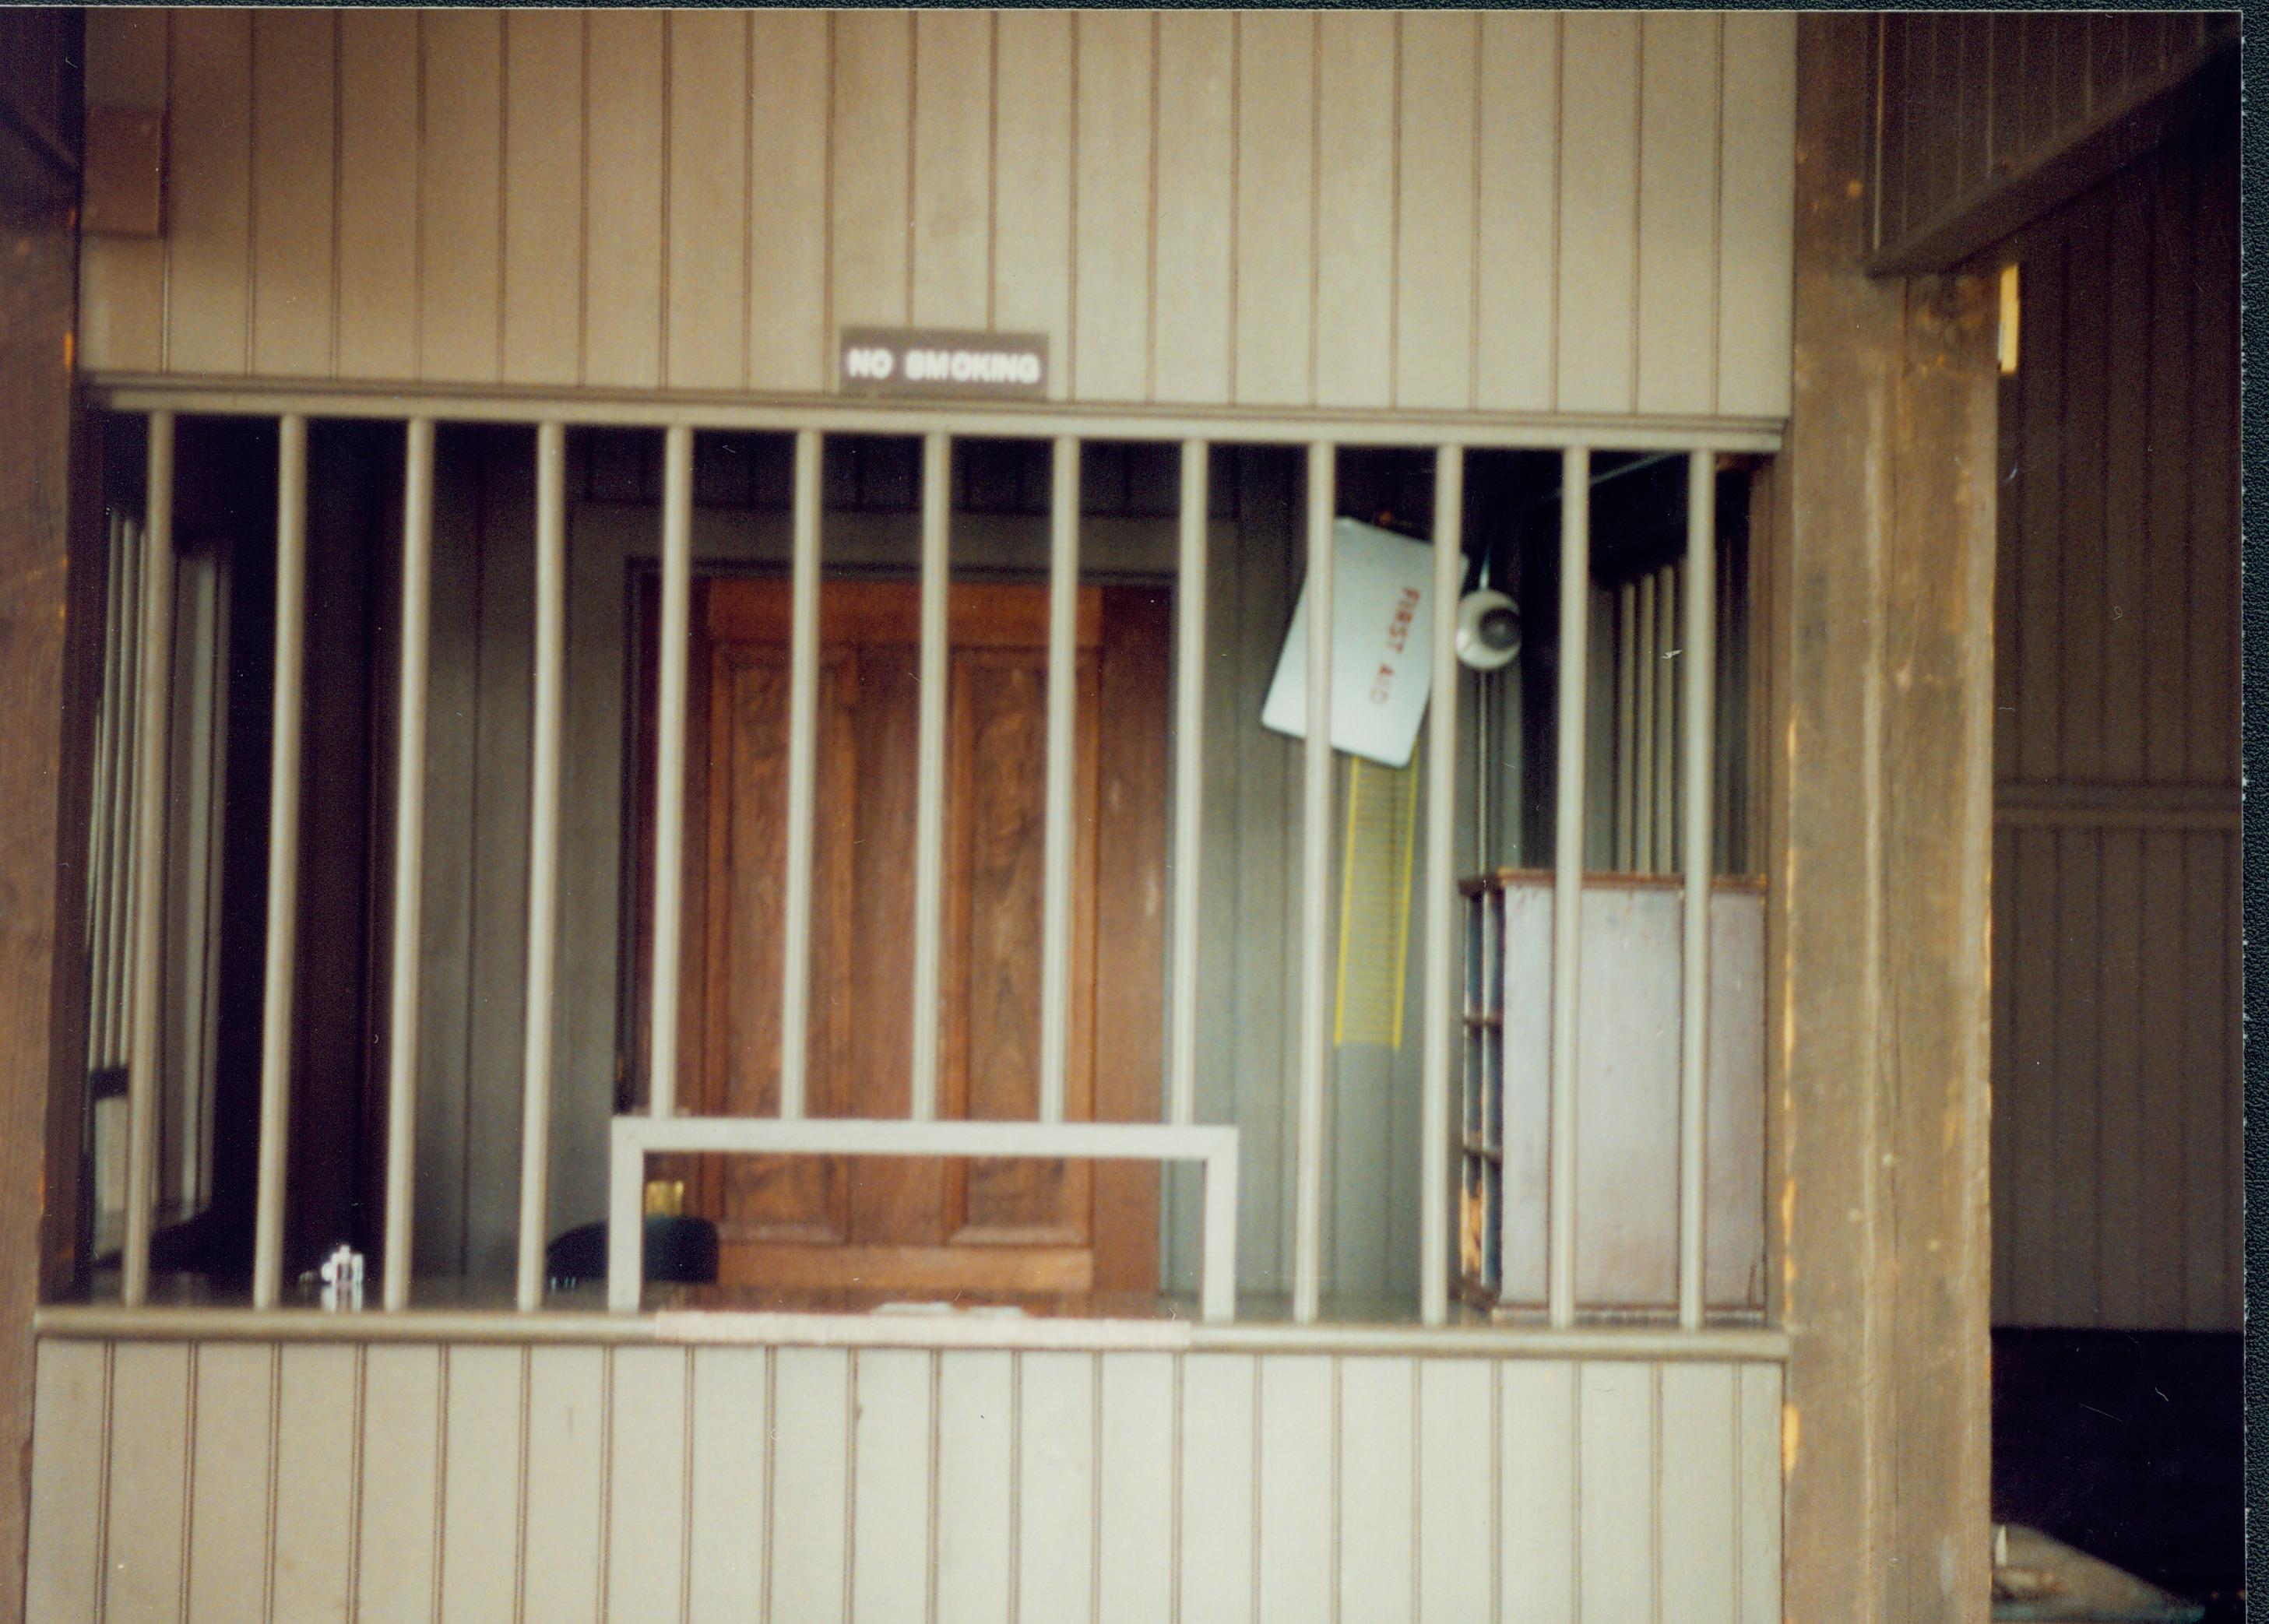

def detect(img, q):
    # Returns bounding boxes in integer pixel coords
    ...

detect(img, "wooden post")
[1775,15,1998,1620]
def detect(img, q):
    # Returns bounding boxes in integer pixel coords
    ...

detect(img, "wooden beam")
[1,150,83,1624]
[1778,14,1998,1622]
[1868,38,2235,276]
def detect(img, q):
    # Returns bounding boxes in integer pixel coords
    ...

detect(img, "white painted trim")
[607,1117,1241,1323]
[382,418,434,1312]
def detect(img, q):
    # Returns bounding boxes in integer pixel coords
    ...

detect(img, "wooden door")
[637,576,1167,1297]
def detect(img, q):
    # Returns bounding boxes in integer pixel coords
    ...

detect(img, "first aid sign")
[1260,518,1437,768]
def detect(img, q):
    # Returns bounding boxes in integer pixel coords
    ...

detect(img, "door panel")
[646,575,1163,1296]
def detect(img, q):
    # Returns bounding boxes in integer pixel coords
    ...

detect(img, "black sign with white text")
[838,327,1050,399]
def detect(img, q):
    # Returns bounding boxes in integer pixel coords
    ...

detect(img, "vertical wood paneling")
[606,1346,691,1620]
[355,1345,442,1624]
[500,10,586,388]
[1578,1363,1657,1624]
[992,12,1074,401]
[79,9,170,372]
[1735,1366,1781,1622]
[1152,12,1235,406]
[2142,144,2195,784]
[102,1342,192,1622]
[909,11,992,332]
[769,1348,852,1623]
[248,11,335,378]
[2004,827,2056,1326]
[1498,1361,1576,1624]
[106,10,1791,418]
[2011,225,2066,782]
[2094,830,2144,1322]
[934,1352,1012,1623]
[1015,1352,1097,1622]
[1555,13,1641,413]
[2056,187,2111,786]
[665,11,748,392]
[583,12,665,390]
[438,1346,522,1622]
[1337,1357,1416,1624]
[1416,1360,1493,1624]
[748,12,830,393]
[1473,12,1559,414]
[1312,12,1396,410]
[270,1348,359,1622]
[334,10,418,381]
[1658,1365,1737,1624]
[1634,14,1722,417]
[166,8,253,376]
[2179,832,2230,1327]
[2186,132,2236,785]
[686,1348,769,1623]
[2048,828,2101,1325]
[30,1345,1790,1624]
[185,1345,276,1622]
[2134,826,2187,1327]
[25,1343,107,1623]
[849,1348,934,1623]
[1072,11,1156,403]
[1989,825,2017,1322]
[829,12,913,332]
[1179,1354,1257,1624]
[1254,1355,1333,1623]
[1393,14,1478,412]
[1096,1352,1176,1623]
[522,1348,606,1624]
[1232,13,1316,408]
[417,12,502,385]
[2098,167,2150,783]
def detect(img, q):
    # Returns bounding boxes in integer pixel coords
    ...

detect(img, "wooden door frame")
[627,568,1169,1295]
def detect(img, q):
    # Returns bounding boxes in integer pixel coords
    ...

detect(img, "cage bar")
[646,426,695,1120]
[777,429,823,1120]
[1421,446,1465,1327]
[382,417,435,1311]
[514,422,567,1310]
[119,416,175,1309]
[1038,436,1080,1124]
[1677,452,1718,1330]
[1292,441,1336,1325]
[1167,441,1208,1129]
[909,432,952,1122]
[252,415,309,1309]
[1548,446,1591,1330]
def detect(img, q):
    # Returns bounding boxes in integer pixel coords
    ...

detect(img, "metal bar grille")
[90,397,1752,1338]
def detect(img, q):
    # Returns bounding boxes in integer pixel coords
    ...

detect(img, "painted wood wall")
[26,1335,1782,1624]
[1870,11,2237,256]
[79,9,1795,422]
[1988,115,2239,1331]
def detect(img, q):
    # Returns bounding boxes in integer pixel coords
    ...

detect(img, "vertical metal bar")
[106,515,142,1067]
[908,432,952,1122]
[1634,573,1658,874]
[515,422,567,1311]
[1677,451,1718,1330]
[1292,442,1335,1325]
[1167,440,1208,1128]
[84,515,124,1068]
[1614,582,1637,870]
[1548,446,1591,1331]
[1655,565,1679,875]
[1420,446,1464,1327]
[252,414,309,1311]
[120,415,177,1309]
[382,418,435,1311]
[1037,437,1079,1125]
[777,429,824,1120]
[648,425,695,1120]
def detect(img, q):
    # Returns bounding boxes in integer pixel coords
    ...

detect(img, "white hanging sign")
[1261,518,1437,768]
